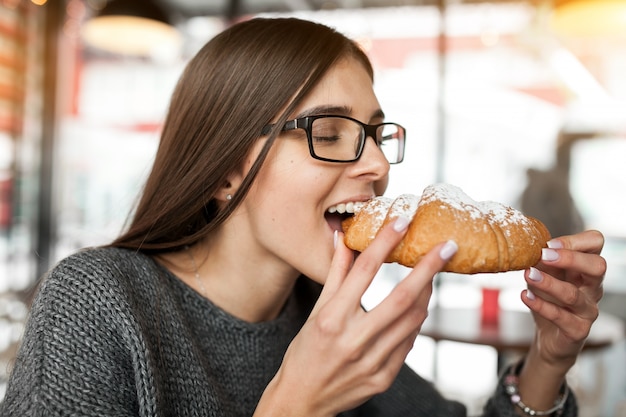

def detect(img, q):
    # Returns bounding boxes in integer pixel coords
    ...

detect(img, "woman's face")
[234,57,391,284]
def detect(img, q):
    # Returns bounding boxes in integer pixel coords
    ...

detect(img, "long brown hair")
[110,17,373,253]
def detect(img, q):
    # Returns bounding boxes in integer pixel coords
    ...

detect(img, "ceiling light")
[550,0,626,37]
[81,0,182,58]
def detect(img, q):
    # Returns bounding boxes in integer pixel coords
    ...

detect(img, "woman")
[1,17,605,416]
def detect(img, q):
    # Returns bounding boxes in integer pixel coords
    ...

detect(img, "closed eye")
[313,134,341,143]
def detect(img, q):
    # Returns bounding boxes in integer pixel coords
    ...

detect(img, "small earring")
[226,194,232,201]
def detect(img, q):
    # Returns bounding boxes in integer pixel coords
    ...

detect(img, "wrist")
[529,333,579,373]
[255,378,302,417]
[254,373,332,417]
[522,345,574,390]
[504,359,569,416]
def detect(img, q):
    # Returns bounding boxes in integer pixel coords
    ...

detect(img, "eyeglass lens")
[377,124,404,164]
[310,117,403,163]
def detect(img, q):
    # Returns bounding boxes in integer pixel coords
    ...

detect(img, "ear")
[216,170,244,203]
[218,137,266,202]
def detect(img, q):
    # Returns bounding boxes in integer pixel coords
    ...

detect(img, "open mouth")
[325,202,363,232]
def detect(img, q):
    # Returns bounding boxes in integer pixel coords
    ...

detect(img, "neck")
[177,234,299,323]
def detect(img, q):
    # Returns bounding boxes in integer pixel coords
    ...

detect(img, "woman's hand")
[523,229,606,366]
[255,218,458,417]
[516,229,606,413]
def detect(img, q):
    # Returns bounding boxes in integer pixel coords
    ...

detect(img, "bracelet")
[503,361,569,416]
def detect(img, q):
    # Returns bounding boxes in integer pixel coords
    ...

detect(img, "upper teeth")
[327,202,363,214]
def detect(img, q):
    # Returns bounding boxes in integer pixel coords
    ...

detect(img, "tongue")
[325,213,345,232]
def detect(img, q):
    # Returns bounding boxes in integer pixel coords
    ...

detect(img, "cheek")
[250,164,337,275]
[255,140,329,198]
[247,154,310,225]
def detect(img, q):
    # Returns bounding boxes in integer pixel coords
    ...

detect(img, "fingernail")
[542,248,559,262]
[333,230,339,249]
[439,240,458,261]
[526,289,536,300]
[393,216,410,232]
[528,267,542,282]
[547,240,563,249]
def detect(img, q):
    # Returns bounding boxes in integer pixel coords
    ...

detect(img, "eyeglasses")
[261,115,406,164]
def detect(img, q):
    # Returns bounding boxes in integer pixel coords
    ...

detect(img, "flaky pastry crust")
[341,183,551,274]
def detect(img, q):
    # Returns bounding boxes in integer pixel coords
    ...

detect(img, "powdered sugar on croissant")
[342,183,551,274]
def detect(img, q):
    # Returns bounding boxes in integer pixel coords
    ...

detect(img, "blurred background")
[0,0,625,415]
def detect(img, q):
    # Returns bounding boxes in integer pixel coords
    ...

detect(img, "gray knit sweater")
[0,247,577,416]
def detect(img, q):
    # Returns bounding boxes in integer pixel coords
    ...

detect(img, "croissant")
[341,183,551,274]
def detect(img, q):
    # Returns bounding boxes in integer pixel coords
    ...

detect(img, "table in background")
[421,306,625,353]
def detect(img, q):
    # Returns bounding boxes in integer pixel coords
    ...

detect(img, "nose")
[350,136,390,185]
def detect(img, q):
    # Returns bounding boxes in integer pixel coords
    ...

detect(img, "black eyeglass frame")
[261,114,406,164]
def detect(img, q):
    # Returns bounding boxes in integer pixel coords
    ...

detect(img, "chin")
[306,275,326,286]
[302,260,333,286]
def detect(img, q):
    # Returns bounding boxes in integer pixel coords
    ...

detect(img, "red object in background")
[481,287,500,327]
[0,176,12,228]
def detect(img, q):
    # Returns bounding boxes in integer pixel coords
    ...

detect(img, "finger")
[381,240,457,313]
[521,289,596,344]
[367,282,433,364]
[525,267,597,317]
[540,246,607,277]
[537,246,607,287]
[311,231,354,315]
[546,230,604,255]
[369,328,422,393]
[335,216,412,308]
[366,240,457,336]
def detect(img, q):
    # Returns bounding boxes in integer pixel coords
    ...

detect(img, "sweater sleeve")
[0,253,145,417]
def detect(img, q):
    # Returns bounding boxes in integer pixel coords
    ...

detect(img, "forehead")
[291,57,381,121]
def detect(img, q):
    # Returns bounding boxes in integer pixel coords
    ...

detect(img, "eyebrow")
[296,105,386,122]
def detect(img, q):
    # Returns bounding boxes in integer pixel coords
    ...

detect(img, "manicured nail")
[547,240,563,249]
[393,216,410,232]
[333,230,339,249]
[526,289,536,300]
[439,240,458,261]
[542,248,559,262]
[528,267,542,282]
